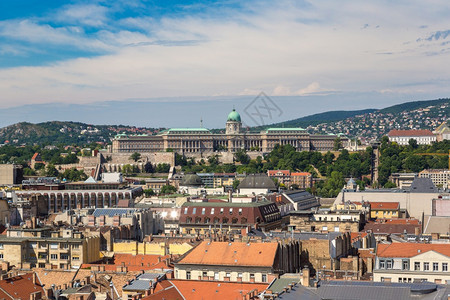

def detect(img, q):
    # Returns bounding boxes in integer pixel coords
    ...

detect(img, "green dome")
[227,109,241,122]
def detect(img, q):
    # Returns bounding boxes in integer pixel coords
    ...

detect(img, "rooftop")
[377,243,450,258]
[388,129,435,137]
[176,241,278,267]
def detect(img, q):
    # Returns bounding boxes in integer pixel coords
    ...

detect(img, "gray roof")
[316,281,439,300]
[409,177,438,193]
[268,231,341,241]
[238,174,277,190]
[423,215,450,234]
[180,174,203,186]
[93,208,137,217]
[122,273,165,291]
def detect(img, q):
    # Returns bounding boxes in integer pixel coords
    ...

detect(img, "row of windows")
[184,207,244,215]
[379,259,448,272]
[185,217,248,224]
[185,271,266,282]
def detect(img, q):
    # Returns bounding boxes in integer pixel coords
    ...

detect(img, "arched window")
[204,217,210,224]
[186,217,192,224]
[222,217,229,224]
[195,217,201,224]
[213,217,220,224]
[232,218,238,224]
[241,217,247,224]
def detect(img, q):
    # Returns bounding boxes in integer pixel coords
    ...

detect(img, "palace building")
[112,109,347,154]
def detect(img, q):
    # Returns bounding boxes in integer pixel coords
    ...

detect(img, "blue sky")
[0,0,449,127]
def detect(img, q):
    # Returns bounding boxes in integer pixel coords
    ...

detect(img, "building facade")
[387,130,436,145]
[374,243,450,284]
[419,169,450,189]
[112,109,348,154]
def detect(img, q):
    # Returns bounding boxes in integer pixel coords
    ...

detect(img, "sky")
[0,0,449,128]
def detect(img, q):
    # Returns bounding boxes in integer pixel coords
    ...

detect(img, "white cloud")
[0,0,449,108]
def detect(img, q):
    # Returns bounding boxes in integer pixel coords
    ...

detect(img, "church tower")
[226,109,242,135]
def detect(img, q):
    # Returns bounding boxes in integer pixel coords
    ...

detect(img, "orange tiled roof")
[376,219,419,225]
[350,232,368,241]
[146,280,269,300]
[291,172,311,176]
[377,243,450,258]
[81,254,172,272]
[0,273,45,300]
[369,202,399,210]
[34,269,77,289]
[177,241,278,267]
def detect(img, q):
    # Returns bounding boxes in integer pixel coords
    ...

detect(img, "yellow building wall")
[113,241,194,256]
[371,210,399,219]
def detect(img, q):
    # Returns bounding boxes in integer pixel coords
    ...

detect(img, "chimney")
[32,273,37,285]
[302,267,310,287]
[414,227,420,236]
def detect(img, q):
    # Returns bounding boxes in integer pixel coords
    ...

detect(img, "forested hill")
[0,121,162,146]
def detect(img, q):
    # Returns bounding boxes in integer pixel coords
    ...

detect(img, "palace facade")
[112,109,347,154]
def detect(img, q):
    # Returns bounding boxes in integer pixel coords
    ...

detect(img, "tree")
[34,162,45,170]
[44,164,59,177]
[160,185,177,195]
[333,137,342,151]
[408,138,418,149]
[232,179,240,190]
[384,181,397,188]
[143,188,155,197]
[130,152,141,162]
[234,149,250,164]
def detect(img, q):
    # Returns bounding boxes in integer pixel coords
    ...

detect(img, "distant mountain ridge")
[0,98,448,145]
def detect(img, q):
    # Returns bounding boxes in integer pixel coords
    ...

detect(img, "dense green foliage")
[377,138,450,186]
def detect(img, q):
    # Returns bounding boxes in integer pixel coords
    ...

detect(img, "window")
[214,272,219,280]
[202,208,206,215]
[184,207,188,214]
[0,254,3,259]
[220,208,224,214]
[226,272,231,277]
[0,244,3,249]
[386,260,393,269]
[50,254,58,260]
[250,274,255,279]
[72,256,80,261]
[262,274,267,282]
[433,262,438,271]
[239,208,242,215]
[379,260,385,269]
[192,208,197,214]
[238,273,243,278]
[211,208,215,214]
[414,262,420,271]
[63,243,69,249]
[322,226,327,231]
[402,260,409,270]
[229,208,233,215]
[73,244,80,249]
[50,243,58,249]
[38,253,47,259]
[186,271,191,280]
[443,263,448,272]
[424,262,429,271]
[202,271,207,277]
[29,242,37,249]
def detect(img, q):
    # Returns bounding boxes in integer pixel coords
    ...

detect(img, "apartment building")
[174,241,280,284]
[419,169,450,189]
[0,226,100,269]
[374,243,450,284]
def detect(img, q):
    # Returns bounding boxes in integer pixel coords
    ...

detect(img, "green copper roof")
[264,128,305,133]
[227,109,241,122]
[158,128,211,135]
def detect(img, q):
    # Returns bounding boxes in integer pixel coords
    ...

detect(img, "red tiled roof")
[0,273,45,300]
[388,129,434,137]
[81,254,172,272]
[177,241,278,267]
[143,284,183,300]
[363,219,421,235]
[350,232,368,241]
[146,280,269,300]
[369,202,399,210]
[31,153,41,161]
[377,243,450,258]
